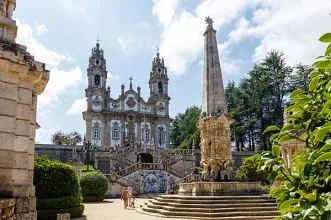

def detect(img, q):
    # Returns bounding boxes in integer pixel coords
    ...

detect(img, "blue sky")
[14,0,331,144]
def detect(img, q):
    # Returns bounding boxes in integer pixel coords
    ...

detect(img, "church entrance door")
[137,153,153,163]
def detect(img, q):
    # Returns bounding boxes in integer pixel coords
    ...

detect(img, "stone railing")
[105,173,140,193]
[164,155,180,165]
[109,153,135,167]
[172,174,201,193]
[115,163,186,179]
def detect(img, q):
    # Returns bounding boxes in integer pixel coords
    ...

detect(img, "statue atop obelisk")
[198,17,234,181]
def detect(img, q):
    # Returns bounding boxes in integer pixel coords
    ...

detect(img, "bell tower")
[85,39,108,112]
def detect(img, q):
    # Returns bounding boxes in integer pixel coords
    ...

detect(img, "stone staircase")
[138,195,279,219]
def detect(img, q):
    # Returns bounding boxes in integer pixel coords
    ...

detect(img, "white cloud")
[152,0,179,27]
[38,67,84,111]
[117,37,128,52]
[153,0,331,75]
[36,24,48,36]
[16,21,83,113]
[35,127,54,144]
[153,0,253,75]
[109,74,120,80]
[56,0,88,18]
[67,98,86,116]
[137,21,149,29]
[16,20,72,67]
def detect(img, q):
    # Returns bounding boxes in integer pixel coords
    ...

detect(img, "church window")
[112,128,119,138]
[158,127,165,145]
[95,75,100,86]
[158,68,161,73]
[158,82,163,93]
[145,129,149,141]
[93,128,100,138]
[96,59,100,66]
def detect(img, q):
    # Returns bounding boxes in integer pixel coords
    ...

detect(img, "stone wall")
[35,144,256,173]
[0,6,50,218]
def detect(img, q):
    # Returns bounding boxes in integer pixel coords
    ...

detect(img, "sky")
[14,0,331,144]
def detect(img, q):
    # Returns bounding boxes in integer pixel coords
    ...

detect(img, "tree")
[170,106,201,149]
[51,131,82,148]
[260,32,331,219]
[235,154,268,182]
[225,51,311,152]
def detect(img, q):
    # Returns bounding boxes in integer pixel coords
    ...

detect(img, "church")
[82,42,172,149]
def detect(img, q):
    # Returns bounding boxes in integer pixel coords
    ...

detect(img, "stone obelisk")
[0,1,50,219]
[198,17,234,181]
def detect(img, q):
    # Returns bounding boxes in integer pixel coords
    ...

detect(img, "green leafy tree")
[260,32,331,219]
[51,131,82,148]
[170,106,201,148]
[235,154,268,182]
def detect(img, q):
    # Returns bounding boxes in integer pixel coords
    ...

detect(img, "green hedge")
[82,195,104,202]
[34,155,80,198]
[34,155,84,219]
[80,171,108,197]
[37,204,85,220]
[37,196,82,210]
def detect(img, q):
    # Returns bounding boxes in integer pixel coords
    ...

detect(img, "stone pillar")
[94,153,98,169]
[287,149,293,169]
[166,173,171,194]
[86,120,92,142]
[137,120,141,144]
[0,44,49,220]
[139,174,144,194]
[0,5,50,219]
[104,119,110,149]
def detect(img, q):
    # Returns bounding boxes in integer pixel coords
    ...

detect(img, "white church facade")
[82,42,172,149]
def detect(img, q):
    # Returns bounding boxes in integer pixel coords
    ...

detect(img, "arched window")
[158,82,163,93]
[95,75,100,86]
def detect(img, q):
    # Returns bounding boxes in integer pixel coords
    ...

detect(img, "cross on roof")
[97,36,100,44]
[129,77,133,85]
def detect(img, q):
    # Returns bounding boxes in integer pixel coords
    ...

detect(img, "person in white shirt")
[127,186,133,207]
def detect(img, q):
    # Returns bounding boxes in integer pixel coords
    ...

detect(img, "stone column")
[94,154,98,169]
[0,50,49,219]
[86,120,92,142]
[166,173,170,194]
[139,174,144,194]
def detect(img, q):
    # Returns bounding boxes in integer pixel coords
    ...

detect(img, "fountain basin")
[179,182,262,196]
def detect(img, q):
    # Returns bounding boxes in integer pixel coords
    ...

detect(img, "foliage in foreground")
[260,32,331,219]
[235,154,268,182]
[80,171,109,197]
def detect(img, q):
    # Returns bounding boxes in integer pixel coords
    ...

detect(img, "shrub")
[235,154,268,182]
[34,155,84,219]
[37,204,85,220]
[37,196,82,210]
[80,171,108,197]
[82,164,95,173]
[34,155,80,198]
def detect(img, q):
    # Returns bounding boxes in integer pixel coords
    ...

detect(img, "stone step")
[146,203,278,212]
[159,195,272,200]
[150,200,277,208]
[142,206,279,218]
[154,197,276,204]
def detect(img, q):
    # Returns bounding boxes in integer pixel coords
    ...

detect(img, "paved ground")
[73,198,181,220]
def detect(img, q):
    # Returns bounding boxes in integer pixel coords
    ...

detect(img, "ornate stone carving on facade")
[111,102,120,108]
[126,97,136,108]
[157,103,165,112]
[93,96,101,106]
[1,0,15,19]
[92,121,100,128]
